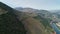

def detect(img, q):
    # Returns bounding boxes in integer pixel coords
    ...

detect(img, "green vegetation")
[0,12,26,34]
[33,15,51,28]
[33,15,54,32]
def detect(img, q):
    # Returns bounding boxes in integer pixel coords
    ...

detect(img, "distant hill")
[50,10,60,14]
[51,10,60,21]
[15,7,39,12]
[15,7,54,20]
[15,7,55,34]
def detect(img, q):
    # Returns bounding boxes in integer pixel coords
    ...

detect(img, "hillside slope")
[0,2,26,34]
[15,10,54,34]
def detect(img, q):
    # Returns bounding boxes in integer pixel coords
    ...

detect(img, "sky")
[0,0,60,10]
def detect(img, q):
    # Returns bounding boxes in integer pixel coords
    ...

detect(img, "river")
[51,23,60,34]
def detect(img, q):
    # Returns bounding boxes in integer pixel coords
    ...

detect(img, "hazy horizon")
[0,0,60,10]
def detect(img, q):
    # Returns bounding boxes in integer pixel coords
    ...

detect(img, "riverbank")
[51,23,60,34]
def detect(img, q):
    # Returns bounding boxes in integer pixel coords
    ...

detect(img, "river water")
[51,23,60,34]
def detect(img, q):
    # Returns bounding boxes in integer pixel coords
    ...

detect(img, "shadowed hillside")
[0,2,26,34]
